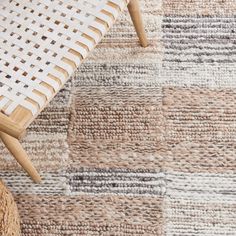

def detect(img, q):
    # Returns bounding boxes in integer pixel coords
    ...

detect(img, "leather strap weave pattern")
[0,0,127,116]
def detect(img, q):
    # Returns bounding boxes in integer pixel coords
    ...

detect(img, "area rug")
[1,0,236,235]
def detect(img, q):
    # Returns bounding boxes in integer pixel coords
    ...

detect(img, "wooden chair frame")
[0,0,147,183]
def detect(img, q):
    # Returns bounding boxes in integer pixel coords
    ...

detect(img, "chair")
[0,0,147,183]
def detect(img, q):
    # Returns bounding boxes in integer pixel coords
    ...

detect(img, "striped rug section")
[162,16,236,63]
[2,169,166,196]
[1,0,236,235]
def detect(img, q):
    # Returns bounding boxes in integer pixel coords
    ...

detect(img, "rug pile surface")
[1,0,236,235]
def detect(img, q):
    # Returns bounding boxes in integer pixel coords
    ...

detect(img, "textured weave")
[0,181,21,235]
[1,0,236,235]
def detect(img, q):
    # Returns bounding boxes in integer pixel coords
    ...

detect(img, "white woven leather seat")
[0,0,147,182]
[0,0,128,122]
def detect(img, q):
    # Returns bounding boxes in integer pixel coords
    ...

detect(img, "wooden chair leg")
[127,0,148,47]
[0,132,41,183]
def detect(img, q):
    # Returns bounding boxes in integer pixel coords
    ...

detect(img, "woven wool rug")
[1,0,236,235]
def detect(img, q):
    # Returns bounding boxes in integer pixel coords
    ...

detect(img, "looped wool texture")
[0,0,127,116]
[0,181,21,235]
